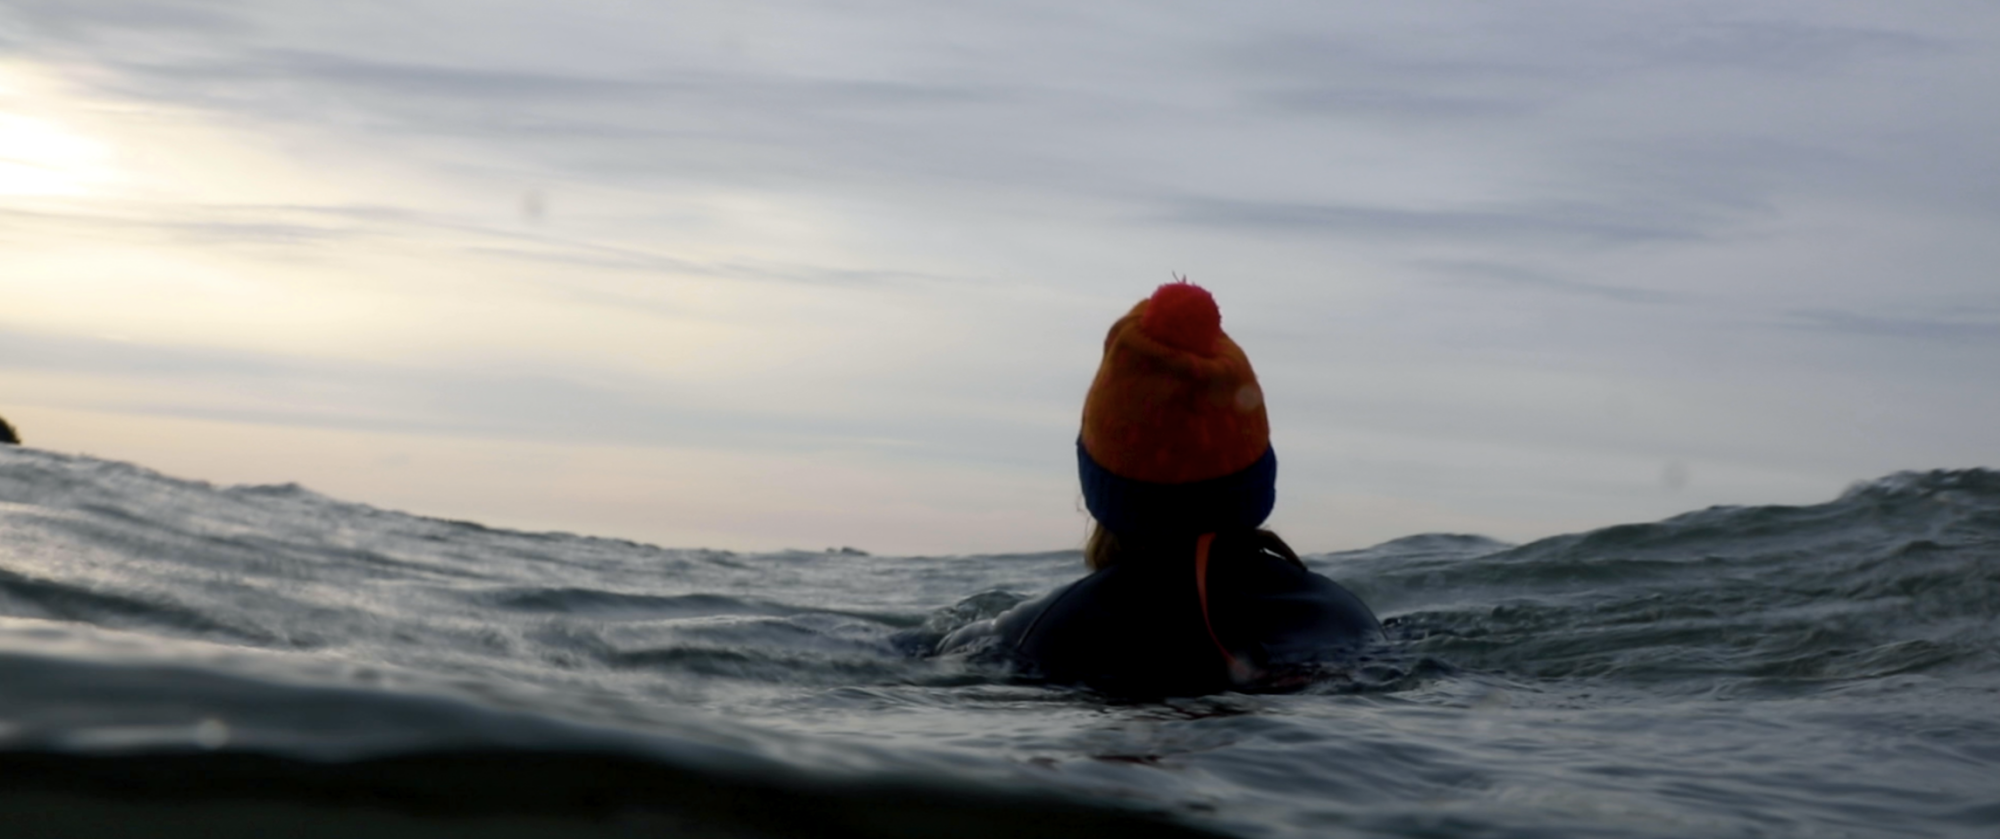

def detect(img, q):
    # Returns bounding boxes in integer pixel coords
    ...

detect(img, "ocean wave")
[3,447,1998,838]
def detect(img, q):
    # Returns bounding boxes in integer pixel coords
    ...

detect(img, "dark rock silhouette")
[0,414,17,445]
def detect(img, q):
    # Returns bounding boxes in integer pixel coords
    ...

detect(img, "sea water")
[1,445,1995,838]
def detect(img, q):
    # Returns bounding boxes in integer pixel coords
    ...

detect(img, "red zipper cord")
[1194,532,1254,683]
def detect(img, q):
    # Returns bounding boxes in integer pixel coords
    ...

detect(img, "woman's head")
[1077,281,1277,541]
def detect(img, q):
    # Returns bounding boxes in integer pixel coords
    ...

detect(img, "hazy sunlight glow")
[0,112,108,197]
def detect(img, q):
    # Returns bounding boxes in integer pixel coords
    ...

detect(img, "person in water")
[947,281,1381,696]
[0,414,17,446]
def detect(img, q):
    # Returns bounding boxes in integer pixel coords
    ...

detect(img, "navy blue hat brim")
[1078,439,1276,537]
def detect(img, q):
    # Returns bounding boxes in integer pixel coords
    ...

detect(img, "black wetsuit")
[982,531,1381,696]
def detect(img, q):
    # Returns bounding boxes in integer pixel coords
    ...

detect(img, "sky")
[2,0,1996,555]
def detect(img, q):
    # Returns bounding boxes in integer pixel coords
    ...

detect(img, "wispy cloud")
[1225,14,1944,84]
[1418,261,1683,305]
[1163,196,1722,244]
[1787,309,2000,343]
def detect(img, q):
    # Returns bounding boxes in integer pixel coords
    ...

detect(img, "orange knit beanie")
[1077,281,1276,537]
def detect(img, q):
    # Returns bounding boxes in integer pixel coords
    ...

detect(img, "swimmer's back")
[994,531,1381,696]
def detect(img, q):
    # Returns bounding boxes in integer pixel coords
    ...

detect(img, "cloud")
[1162,195,1721,244]
[104,47,1006,116]
[1597,17,1945,73]
[0,0,246,42]
[1,202,390,244]
[1417,261,1683,305]
[14,0,1983,239]
[1253,86,1540,121]
[1787,309,2000,344]
[459,242,973,292]
[1225,13,1943,85]
[0,326,1062,464]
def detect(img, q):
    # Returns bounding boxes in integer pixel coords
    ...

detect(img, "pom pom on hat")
[1079,279,1275,537]
[1140,281,1221,356]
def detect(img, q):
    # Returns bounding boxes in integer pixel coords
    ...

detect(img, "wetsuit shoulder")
[1205,539,1382,662]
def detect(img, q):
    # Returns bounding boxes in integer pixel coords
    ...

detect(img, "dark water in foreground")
[1,447,1996,838]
